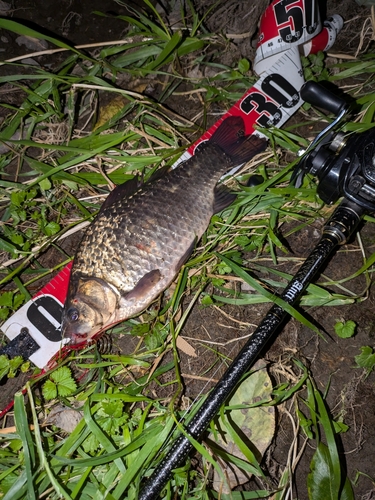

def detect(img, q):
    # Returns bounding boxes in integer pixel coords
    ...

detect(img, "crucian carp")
[61,116,267,344]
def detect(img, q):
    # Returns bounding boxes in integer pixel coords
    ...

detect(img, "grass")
[0,2,374,499]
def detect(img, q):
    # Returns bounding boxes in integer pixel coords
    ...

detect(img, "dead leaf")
[93,95,128,131]
[44,403,83,433]
[210,359,275,493]
[15,35,48,51]
[177,336,197,357]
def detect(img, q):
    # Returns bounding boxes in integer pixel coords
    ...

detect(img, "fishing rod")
[138,81,375,499]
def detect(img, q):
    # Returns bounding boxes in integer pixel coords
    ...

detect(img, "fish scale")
[74,143,229,292]
[61,118,267,343]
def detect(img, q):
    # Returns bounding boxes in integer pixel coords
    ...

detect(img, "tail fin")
[209,116,267,165]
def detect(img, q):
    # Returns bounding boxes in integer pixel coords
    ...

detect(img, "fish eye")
[68,307,80,322]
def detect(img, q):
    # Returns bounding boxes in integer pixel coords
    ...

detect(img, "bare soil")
[0,1,375,499]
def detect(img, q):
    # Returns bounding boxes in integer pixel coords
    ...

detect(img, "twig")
[0,39,137,66]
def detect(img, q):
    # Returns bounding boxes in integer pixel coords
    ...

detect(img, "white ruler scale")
[0,0,343,415]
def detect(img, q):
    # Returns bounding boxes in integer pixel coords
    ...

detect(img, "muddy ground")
[0,0,375,499]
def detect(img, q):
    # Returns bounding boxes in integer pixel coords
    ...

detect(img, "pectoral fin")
[125,269,162,302]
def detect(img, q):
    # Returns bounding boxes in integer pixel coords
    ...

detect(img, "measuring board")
[1,1,343,379]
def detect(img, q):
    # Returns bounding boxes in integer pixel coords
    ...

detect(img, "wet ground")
[0,0,375,498]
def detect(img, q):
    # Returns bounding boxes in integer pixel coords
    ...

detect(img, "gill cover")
[62,277,118,340]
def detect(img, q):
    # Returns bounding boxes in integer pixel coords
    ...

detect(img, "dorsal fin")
[99,166,172,213]
[99,176,141,213]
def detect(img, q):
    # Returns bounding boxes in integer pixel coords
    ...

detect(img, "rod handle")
[300,81,347,116]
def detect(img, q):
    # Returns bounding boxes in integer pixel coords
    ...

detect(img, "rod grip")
[300,81,347,115]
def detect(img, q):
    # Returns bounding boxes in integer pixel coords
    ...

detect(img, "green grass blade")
[308,442,339,500]
[145,31,182,71]
[52,423,166,467]
[2,472,28,500]
[82,401,126,474]
[313,389,341,495]
[218,406,264,477]
[210,492,273,499]
[70,465,93,499]
[26,385,72,500]
[112,44,164,68]
[112,417,175,497]
[217,253,320,334]
[14,392,36,500]
[0,18,92,60]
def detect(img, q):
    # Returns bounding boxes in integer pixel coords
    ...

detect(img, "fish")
[61,116,267,344]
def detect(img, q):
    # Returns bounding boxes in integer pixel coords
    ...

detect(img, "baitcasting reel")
[293,81,375,213]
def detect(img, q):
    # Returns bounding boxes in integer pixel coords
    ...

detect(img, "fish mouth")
[65,329,104,347]
[63,333,90,349]
[66,332,90,347]
[61,319,94,346]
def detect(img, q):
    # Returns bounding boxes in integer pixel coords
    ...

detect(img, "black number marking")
[261,74,299,109]
[241,91,281,127]
[240,73,299,127]
[27,296,63,342]
[274,0,304,43]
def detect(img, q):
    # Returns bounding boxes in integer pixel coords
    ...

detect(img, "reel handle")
[301,81,348,116]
